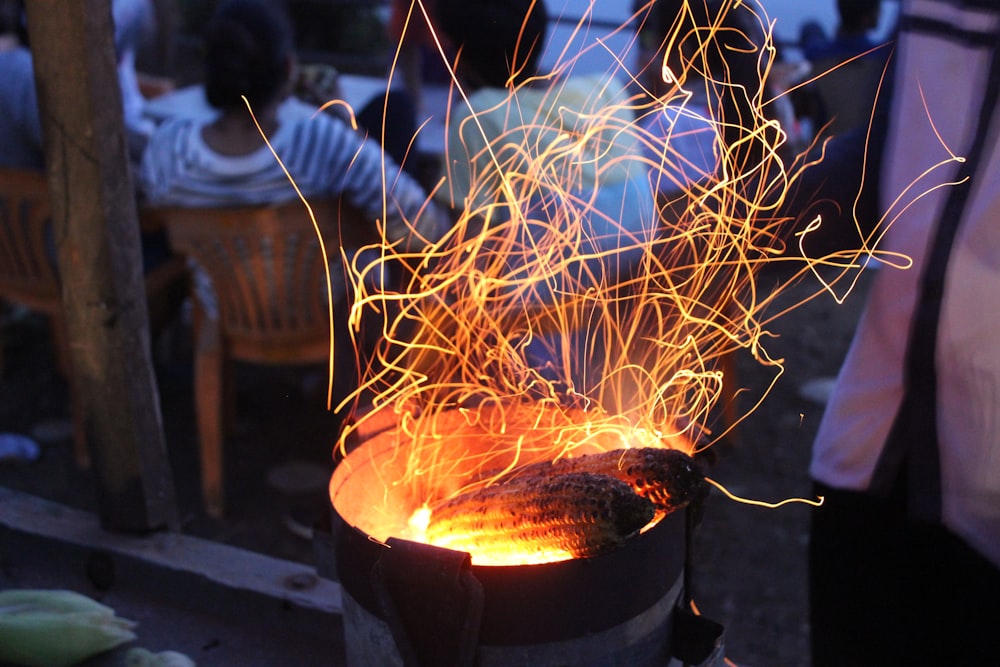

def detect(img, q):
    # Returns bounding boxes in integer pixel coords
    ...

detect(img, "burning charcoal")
[509,448,706,513]
[426,472,655,561]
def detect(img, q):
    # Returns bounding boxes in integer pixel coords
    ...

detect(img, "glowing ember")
[423,471,654,566]
[405,447,703,565]
[407,505,432,538]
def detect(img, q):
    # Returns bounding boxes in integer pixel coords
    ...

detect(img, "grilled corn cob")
[508,447,705,513]
[426,471,655,561]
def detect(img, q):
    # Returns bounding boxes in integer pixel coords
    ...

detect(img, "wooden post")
[25,0,178,532]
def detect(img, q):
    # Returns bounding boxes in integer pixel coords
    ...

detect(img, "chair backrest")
[0,168,61,313]
[152,199,372,364]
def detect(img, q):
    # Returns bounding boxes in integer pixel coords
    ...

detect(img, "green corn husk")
[0,589,137,667]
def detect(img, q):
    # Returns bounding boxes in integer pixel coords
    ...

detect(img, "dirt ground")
[0,261,874,667]
[689,264,875,667]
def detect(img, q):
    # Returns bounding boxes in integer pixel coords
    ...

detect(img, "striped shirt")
[139,98,445,315]
[139,98,439,244]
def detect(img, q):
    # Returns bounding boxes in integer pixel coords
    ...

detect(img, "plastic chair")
[151,199,373,518]
[0,167,188,468]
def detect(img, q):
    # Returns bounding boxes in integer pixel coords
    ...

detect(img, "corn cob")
[426,471,655,561]
[0,589,137,667]
[506,447,705,514]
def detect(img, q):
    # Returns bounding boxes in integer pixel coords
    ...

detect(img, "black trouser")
[809,478,1000,666]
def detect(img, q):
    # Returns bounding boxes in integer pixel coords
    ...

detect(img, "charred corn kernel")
[426,471,655,561]
[508,448,705,513]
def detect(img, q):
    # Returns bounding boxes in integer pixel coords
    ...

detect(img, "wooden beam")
[0,487,343,623]
[25,0,178,531]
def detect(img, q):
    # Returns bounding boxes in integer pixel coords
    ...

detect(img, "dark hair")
[435,0,549,88]
[837,0,881,32]
[1,0,29,47]
[204,0,295,110]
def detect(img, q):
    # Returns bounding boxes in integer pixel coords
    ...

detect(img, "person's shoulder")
[537,73,630,117]
[277,96,324,123]
[465,73,624,109]
[276,106,365,157]
[142,116,205,166]
[148,115,201,142]
[277,98,362,136]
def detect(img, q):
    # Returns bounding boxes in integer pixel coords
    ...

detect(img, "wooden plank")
[0,487,344,621]
[24,0,177,531]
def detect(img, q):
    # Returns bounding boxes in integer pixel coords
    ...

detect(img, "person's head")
[434,0,549,89]
[837,0,881,34]
[204,0,295,111]
[0,0,28,46]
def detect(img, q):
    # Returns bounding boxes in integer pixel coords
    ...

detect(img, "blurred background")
[160,0,901,81]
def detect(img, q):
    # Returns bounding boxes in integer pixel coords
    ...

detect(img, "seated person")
[435,0,654,227]
[139,0,445,260]
[0,0,170,270]
[139,0,447,402]
[0,0,171,169]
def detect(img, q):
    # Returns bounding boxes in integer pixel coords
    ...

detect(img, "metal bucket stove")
[328,409,725,666]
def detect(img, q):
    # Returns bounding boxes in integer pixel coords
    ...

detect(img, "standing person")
[808,1,1000,664]
[801,0,883,63]
[800,0,890,138]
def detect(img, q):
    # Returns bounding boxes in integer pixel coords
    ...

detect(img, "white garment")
[810,0,1000,566]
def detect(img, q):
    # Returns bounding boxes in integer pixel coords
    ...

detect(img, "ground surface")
[0,262,875,667]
